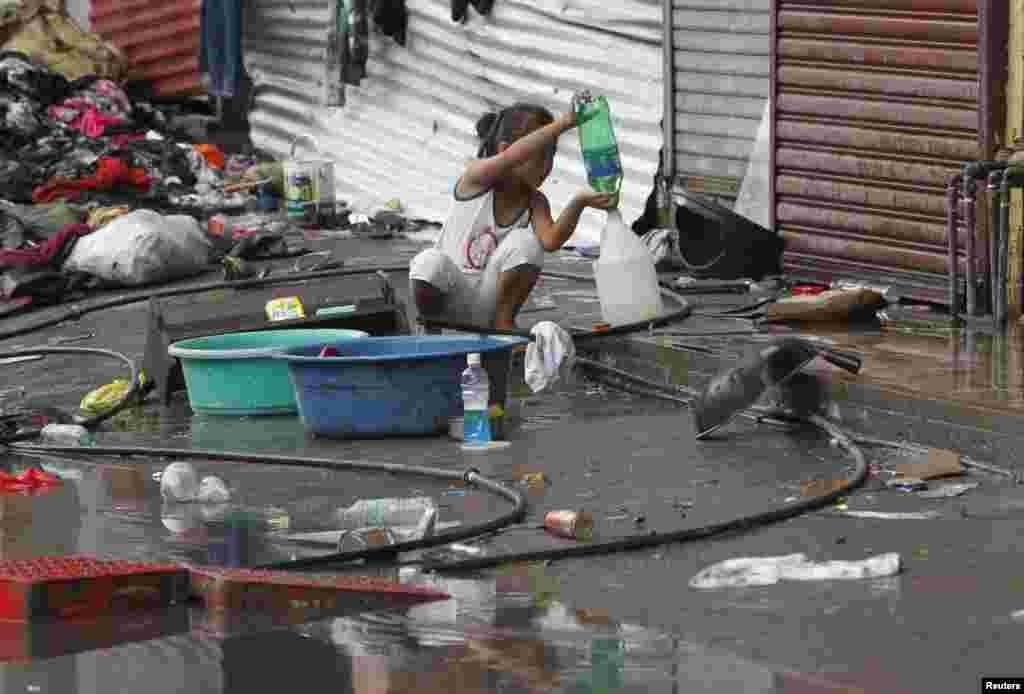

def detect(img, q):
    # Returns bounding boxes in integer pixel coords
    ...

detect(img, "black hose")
[423,273,695,341]
[0,347,142,438]
[420,412,867,573]
[7,444,527,571]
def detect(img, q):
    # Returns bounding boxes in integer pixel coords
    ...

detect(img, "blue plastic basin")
[276,335,528,438]
[168,329,369,416]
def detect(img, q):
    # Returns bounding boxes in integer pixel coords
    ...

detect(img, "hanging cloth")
[372,0,408,46]
[198,0,243,98]
[346,0,369,85]
[453,0,495,22]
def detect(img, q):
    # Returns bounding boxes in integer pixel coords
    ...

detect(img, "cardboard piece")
[892,448,964,480]
[800,479,847,497]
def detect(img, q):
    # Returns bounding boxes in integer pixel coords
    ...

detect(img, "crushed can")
[543,510,594,540]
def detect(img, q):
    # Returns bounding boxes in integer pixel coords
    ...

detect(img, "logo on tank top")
[464,226,499,271]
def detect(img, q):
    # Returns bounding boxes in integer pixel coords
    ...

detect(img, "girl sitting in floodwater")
[410,102,616,331]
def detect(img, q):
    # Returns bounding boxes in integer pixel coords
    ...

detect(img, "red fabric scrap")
[0,224,93,269]
[32,157,152,203]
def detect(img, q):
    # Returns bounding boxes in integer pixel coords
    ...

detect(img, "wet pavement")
[2,234,1024,691]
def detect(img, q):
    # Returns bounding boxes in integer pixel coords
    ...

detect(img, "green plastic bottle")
[575,91,624,198]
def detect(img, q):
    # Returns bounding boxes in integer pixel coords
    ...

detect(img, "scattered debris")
[38,423,93,446]
[0,355,42,365]
[48,333,94,345]
[892,447,963,481]
[885,477,928,492]
[520,472,548,487]
[801,479,847,497]
[196,476,231,504]
[79,372,144,417]
[690,552,901,589]
[917,482,979,499]
[543,510,593,540]
[835,510,940,520]
[160,462,199,502]
[0,467,63,492]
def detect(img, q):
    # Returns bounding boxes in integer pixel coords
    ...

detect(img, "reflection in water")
[0,383,806,693]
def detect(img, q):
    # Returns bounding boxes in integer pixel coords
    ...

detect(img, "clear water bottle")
[461,352,491,444]
[575,90,624,199]
[39,423,94,447]
[334,497,438,546]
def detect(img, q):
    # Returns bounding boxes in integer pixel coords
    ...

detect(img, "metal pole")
[946,175,961,315]
[662,0,676,184]
[963,176,978,315]
[989,170,1003,317]
[998,172,1014,326]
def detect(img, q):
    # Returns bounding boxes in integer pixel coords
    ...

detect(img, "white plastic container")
[593,209,663,326]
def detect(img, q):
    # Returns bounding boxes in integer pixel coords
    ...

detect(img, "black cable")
[0,347,142,440]
[419,380,867,573]
[7,444,527,571]
[423,273,695,341]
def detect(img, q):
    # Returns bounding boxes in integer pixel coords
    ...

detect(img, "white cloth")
[525,321,575,393]
[689,552,902,589]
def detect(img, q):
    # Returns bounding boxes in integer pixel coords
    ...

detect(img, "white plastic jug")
[593,209,663,326]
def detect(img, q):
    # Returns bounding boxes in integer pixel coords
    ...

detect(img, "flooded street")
[0,383,815,694]
[2,377,1021,693]
[3,244,1024,692]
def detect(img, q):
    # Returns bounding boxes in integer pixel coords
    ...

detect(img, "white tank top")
[434,187,531,276]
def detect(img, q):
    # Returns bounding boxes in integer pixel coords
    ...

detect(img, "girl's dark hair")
[475,102,556,158]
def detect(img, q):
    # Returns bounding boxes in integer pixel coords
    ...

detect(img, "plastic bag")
[63,209,214,286]
[160,462,198,502]
[197,475,231,503]
[640,227,684,271]
[79,371,144,417]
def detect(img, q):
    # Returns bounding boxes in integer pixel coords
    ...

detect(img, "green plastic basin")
[168,329,368,416]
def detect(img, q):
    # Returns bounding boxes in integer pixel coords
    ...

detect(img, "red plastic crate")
[0,606,190,662]
[188,566,450,613]
[0,556,190,622]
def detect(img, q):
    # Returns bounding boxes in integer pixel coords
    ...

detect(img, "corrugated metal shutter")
[671,0,771,201]
[771,0,1006,303]
[244,0,334,151]
[246,0,663,246]
[90,0,204,96]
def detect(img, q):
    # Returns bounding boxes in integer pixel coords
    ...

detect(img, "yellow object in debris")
[383,198,403,211]
[265,296,305,322]
[79,371,144,417]
[87,207,131,229]
[521,472,547,486]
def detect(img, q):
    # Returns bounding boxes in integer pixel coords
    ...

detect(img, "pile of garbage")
[0,52,248,208]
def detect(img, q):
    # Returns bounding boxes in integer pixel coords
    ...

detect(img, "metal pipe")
[989,169,1004,318]
[997,170,1020,327]
[947,174,962,315]
[960,162,1011,317]
[963,175,978,315]
[661,0,676,184]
